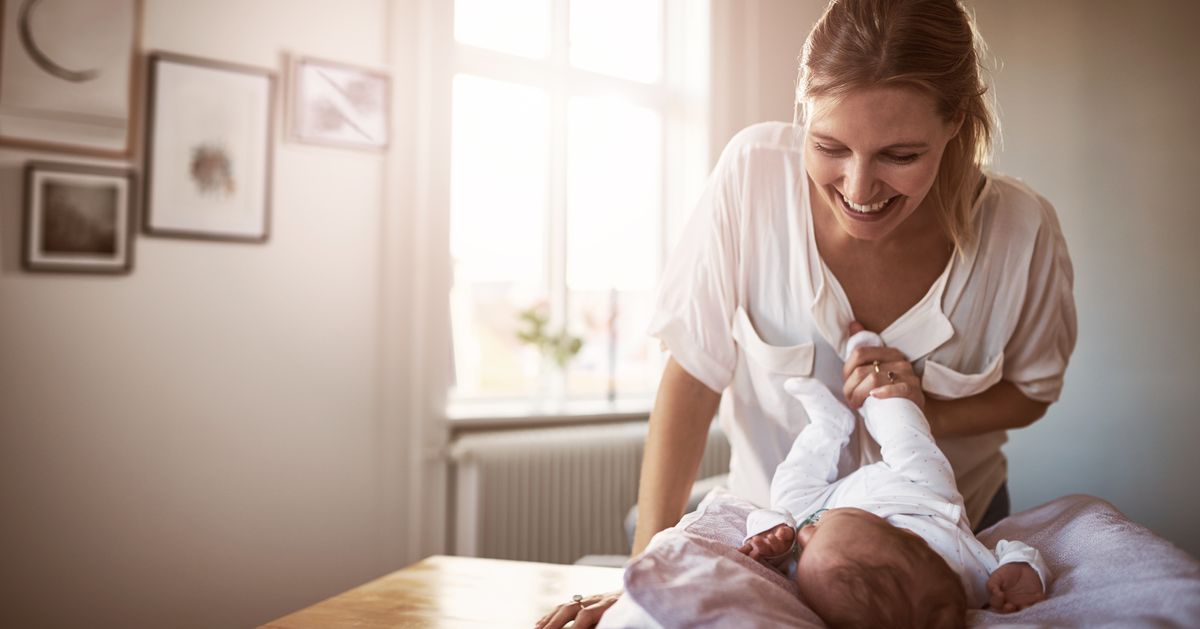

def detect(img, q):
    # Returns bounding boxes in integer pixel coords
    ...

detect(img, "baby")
[737,330,1050,628]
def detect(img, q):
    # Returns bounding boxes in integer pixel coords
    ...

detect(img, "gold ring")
[887,370,896,383]
[872,360,880,374]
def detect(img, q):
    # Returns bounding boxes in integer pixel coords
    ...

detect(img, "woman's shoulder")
[976,172,1065,244]
[719,121,804,162]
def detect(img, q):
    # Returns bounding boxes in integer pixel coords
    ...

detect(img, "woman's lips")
[838,192,901,222]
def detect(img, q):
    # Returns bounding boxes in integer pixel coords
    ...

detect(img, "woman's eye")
[814,143,845,156]
[887,153,920,164]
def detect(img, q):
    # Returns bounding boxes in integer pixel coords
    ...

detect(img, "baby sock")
[845,329,884,356]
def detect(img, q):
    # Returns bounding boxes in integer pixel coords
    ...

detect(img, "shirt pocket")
[731,306,815,376]
[922,353,1004,400]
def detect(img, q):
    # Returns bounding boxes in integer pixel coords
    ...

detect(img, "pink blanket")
[601,490,1200,628]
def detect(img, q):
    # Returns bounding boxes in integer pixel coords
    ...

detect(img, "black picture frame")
[22,160,136,274]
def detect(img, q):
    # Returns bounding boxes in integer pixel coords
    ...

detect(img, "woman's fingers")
[852,375,925,409]
[572,594,620,629]
[843,346,907,381]
[536,593,620,629]
[844,362,913,408]
[841,345,925,409]
[865,382,919,403]
[535,602,579,629]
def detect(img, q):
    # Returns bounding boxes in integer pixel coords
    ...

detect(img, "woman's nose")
[842,158,877,204]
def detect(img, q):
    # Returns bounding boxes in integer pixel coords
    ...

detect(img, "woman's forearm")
[631,357,722,556]
[924,379,1050,439]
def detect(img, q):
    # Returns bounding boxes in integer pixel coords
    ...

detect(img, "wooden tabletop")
[260,555,625,629]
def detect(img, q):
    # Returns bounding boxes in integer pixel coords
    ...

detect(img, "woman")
[537,0,1075,627]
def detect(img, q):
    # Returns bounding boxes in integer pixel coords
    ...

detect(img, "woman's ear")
[947,109,966,139]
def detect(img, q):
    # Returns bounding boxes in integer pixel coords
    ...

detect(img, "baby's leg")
[843,329,961,501]
[861,395,960,503]
[773,377,859,516]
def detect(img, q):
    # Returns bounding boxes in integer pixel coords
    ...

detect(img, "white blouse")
[648,122,1077,526]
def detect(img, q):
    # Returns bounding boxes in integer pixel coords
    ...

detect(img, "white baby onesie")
[744,330,1051,608]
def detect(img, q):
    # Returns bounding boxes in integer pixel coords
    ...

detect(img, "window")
[448,0,709,413]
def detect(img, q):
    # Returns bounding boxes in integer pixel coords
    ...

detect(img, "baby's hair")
[818,547,967,629]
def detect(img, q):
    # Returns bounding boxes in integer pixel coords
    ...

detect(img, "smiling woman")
[804,85,961,245]
[539,0,1077,626]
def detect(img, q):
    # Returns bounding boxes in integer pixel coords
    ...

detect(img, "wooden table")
[260,555,625,629]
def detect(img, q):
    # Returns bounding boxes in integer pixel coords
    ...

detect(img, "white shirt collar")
[800,175,987,362]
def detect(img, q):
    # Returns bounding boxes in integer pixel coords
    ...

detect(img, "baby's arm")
[986,540,1052,613]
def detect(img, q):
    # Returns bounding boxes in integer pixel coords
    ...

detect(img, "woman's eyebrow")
[809,132,929,150]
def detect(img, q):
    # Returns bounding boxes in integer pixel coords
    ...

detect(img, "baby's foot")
[845,328,884,356]
[738,524,795,571]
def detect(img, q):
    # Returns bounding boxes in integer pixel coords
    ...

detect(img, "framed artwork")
[143,51,274,242]
[0,0,142,156]
[23,161,135,273]
[287,55,390,151]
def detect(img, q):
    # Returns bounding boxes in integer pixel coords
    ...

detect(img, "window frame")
[444,0,710,421]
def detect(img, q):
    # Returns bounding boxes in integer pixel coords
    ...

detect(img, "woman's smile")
[837,189,904,222]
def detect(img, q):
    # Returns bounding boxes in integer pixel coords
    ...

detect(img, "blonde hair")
[795,0,995,253]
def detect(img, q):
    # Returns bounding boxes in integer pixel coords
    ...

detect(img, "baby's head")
[795,508,966,629]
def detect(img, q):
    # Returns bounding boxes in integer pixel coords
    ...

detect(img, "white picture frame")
[0,0,141,157]
[288,55,390,151]
[143,51,275,242]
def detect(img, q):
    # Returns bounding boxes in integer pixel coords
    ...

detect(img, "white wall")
[716,0,1200,557]
[0,1,421,627]
[974,0,1200,557]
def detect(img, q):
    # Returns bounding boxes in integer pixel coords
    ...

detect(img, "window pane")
[566,96,661,397]
[569,0,662,83]
[565,289,662,399]
[450,75,549,399]
[455,0,550,59]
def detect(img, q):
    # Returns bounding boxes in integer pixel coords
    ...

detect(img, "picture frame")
[22,161,135,274]
[143,51,274,242]
[287,55,390,151]
[0,0,142,157]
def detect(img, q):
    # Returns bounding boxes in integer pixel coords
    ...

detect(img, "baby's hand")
[987,562,1046,613]
[737,524,794,571]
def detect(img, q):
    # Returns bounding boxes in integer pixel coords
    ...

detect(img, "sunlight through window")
[565,97,661,397]
[454,0,551,59]
[448,0,706,411]
[450,75,549,399]
[569,0,663,83]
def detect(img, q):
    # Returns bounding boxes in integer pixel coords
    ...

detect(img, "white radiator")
[450,420,730,565]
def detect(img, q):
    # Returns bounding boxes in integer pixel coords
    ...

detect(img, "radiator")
[449,420,730,565]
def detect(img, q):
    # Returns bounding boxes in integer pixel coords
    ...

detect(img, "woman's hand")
[842,322,925,410]
[535,591,622,629]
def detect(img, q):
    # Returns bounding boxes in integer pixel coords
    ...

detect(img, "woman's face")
[803,85,961,243]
